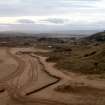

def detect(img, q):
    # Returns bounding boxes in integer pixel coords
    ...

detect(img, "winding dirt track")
[0,48,69,105]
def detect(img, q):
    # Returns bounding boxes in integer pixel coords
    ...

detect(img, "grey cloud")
[42,18,69,24]
[17,19,35,24]
[0,0,104,31]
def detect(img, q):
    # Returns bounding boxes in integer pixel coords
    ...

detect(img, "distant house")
[48,45,53,48]
[0,42,8,46]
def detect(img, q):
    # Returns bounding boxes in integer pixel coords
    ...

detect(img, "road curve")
[0,48,69,105]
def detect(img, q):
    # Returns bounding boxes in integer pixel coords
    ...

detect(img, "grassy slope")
[34,32,105,74]
[37,42,105,74]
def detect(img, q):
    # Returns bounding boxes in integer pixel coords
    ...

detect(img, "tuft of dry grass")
[55,84,105,96]
[54,83,105,105]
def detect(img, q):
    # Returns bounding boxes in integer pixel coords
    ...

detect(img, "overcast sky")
[0,0,105,32]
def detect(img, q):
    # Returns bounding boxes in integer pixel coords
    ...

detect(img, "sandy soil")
[0,47,105,105]
[0,47,18,80]
[0,47,69,105]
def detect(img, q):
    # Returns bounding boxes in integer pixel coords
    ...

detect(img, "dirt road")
[0,48,69,105]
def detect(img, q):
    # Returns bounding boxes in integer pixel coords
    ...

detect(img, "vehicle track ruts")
[30,54,61,80]
[0,48,69,105]
[14,52,60,94]
[0,48,26,94]
[24,54,60,95]
[17,58,39,90]
[0,48,26,82]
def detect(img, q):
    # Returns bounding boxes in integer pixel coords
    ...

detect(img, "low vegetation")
[35,32,105,75]
[55,83,105,96]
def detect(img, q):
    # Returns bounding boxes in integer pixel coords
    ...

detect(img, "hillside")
[86,31,105,42]
[34,33,105,75]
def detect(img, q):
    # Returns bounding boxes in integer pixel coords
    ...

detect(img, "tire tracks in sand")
[0,48,69,105]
